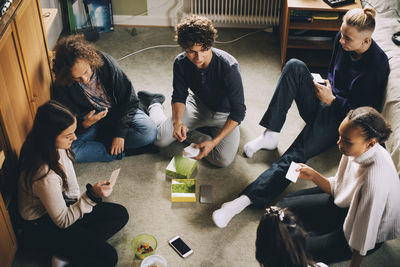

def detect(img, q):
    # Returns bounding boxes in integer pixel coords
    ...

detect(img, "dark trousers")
[20,202,129,267]
[242,59,343,207]
[277,187,382,263]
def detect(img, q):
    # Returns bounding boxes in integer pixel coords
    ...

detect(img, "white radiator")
[191,0,281,26]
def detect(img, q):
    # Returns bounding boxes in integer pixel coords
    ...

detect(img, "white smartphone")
[168,236,193,258]
[311,73,325,85]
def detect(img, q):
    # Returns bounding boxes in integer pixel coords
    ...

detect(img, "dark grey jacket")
[52,52,139,139]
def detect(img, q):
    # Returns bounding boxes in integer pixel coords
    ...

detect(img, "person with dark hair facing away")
[213,7,390,227]
[52,35,158,162]
[256,206,327,267]
[138,14,246,167]
[276,107,400,267]
[18,100,129,267]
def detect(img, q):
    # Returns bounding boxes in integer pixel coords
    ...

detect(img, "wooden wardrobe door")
[13,0,52,114]
[0,26,33,156]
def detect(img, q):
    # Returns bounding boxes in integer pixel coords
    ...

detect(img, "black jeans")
[242,59,342,207]
[20,202,129,267]
[277,187,382,263]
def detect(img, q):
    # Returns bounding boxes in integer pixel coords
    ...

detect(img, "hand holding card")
[183,143,200,158]
[285,162,300,183]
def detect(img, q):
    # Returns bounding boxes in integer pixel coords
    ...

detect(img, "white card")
[183,143,200,158]
[109,168,120,186]
[311,73,324,84]
[285,162,300,183]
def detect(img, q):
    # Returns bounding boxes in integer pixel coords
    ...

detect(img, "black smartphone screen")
[171,238,191,255]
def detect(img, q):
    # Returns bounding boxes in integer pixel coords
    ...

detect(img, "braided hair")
[347,106,392,144]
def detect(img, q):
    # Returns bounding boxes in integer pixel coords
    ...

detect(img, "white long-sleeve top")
[18,149,96,229]
[327,144,400,255]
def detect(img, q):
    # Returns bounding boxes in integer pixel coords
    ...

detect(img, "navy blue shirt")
[172,48,246,123]
[328,32,389,118]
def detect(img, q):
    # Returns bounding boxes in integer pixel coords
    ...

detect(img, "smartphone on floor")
[200,185,213,203]
[168,236,193,258]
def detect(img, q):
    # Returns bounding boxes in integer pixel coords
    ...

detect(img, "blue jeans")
[72,110,157,162]
[242,59,343,206]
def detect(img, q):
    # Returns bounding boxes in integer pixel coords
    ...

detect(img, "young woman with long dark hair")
[18,100,129,267]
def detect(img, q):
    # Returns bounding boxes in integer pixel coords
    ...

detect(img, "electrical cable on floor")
[117,28,270,61]
[215,29,268,44]
[117,45,179,61]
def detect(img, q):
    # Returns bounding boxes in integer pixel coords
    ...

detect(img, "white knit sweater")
[18,149,96,229]
[328,144,400,255]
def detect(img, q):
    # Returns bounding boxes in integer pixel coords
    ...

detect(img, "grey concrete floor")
[13,26,400,267]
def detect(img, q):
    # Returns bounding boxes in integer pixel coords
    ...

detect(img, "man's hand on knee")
[110,137,125,155]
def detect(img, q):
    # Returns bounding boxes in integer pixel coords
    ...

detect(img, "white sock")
[149,103,167,126]
[243,129,279,158]
[51,255,69,267]
[212,195,252,228]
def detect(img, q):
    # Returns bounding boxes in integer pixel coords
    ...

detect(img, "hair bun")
[363,7,376,19]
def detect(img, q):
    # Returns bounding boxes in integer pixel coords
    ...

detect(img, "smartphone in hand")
[311,73,325,85]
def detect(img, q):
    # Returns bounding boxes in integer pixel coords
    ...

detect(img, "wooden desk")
[280,0,361,68]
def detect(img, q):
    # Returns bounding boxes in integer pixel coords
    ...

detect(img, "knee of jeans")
[284,58,307,73]
[144,124,158,143]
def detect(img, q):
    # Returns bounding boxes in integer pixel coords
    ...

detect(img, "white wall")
[113,0,190,27]
[40,0,63,49]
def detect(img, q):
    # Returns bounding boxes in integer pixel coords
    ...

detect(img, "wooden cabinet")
[280,0,361,68]
[0,189,17,267]
[0,26,34,155]
[0,0,52,266]
[13,0,52,113]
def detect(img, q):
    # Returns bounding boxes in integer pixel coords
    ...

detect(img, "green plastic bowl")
[131,234,158,260]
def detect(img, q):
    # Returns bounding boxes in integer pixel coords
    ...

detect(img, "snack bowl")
[131,234,157,260]
[140,254,167,267]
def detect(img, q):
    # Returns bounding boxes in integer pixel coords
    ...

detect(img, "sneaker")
[137,91,166,112]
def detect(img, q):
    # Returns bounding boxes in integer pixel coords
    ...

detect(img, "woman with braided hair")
[277,107,400,267]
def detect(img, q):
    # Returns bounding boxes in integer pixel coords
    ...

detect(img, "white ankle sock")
[243,129,279,158]
[51,255,69,267]
[212,195,252,228]
[149,103,167,126]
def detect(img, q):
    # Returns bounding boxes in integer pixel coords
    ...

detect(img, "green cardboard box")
[166,155,197,179]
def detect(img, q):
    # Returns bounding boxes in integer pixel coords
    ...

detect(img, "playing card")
[285,162,300,183]
[183,143,200,158]
[109,168,120,186]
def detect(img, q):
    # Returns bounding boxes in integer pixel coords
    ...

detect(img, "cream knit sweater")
[328,144,400,255]
[18,149,96,229]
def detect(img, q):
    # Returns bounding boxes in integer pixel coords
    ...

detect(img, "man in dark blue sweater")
[213,8,389,229]
[139,15,246,167]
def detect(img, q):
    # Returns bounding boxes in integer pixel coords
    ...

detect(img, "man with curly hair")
[52,35,158,162]
[138,15,246,167]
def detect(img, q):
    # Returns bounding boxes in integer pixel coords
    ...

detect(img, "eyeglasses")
[264,206,285,221]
